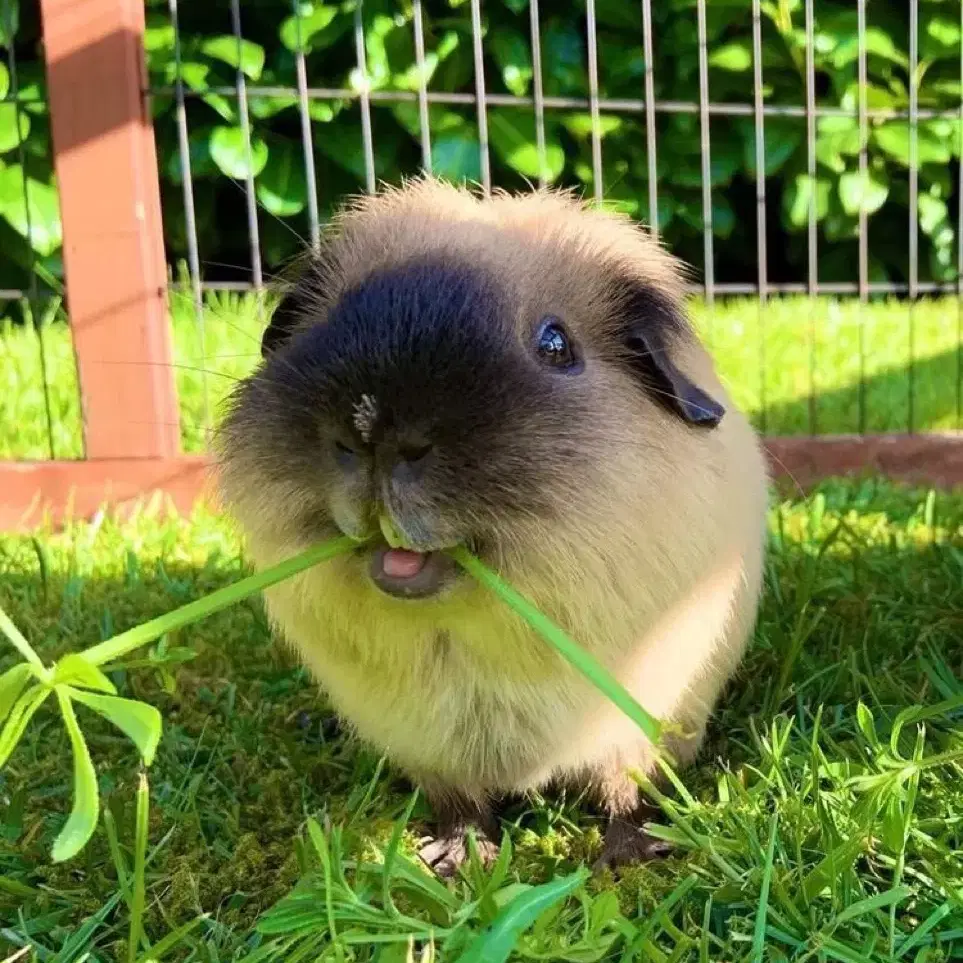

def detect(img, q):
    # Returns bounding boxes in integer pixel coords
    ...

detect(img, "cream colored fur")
[217,177,770,804]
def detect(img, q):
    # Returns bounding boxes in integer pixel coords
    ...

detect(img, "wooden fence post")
[39,0,179,459]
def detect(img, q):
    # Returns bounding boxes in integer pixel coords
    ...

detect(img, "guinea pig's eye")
[534,317,580,372]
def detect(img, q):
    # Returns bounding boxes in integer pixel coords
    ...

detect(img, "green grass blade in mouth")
[80,536,359,668]
[448,546,663,743]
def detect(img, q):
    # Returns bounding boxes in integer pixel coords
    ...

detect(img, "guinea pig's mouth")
[368,545,461,600]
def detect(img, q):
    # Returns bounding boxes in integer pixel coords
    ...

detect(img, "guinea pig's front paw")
[593,818,674,875]
[419,823,499,878]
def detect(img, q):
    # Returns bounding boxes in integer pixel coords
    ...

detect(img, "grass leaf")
[128,773,150,963]
[0,662,34,725]
[79,536,358,667]
[53,653,117,694]
[67,688,162,766]
[453,869,588,963]
[51,690,100,862]
[448,547,662,742]
[0,600,44,669]
[0,684,50,767]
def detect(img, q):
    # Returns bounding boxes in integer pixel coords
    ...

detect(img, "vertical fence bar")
[39,0,180,460]
[469,0,491,193]
[908,0,919,435]
[412,0,432,174]
[354,4,376,193]
[6,0,54,458]
[641,0,658,238]
[751,0,768,435]
[229,0,263,289]
[804,0,817,435]
[585,0,603,205]
[529,0,547,188]
[696,0,714,313]
[856,0,868,433]
[293,0,321,249]
[169,0,210,442]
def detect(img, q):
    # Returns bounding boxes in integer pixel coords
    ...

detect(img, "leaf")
[52,690,100,862]
[743,118,803,177]
[0,686,49,767]
[256,141,308,217]
[561,113,623,139]
[171,62,235,124]
[488,111,565,181]
[0,664,34,728]
[67,688,162,766]
[838,168,889,216]
[279,5,342,54]
[712,194,735,239]
[855,702,879,748]
[491,28,532,97]
[782,173,831,229]
[200,36,265,81]
[0,103,29,154]
[816,116,861,173]
[709,41,752,72]
[209,126,269,180]
[541,21,585,97]
[874,122,951,167]
[0,62,10,99]
[144,12,174,53]
[0,0,19,47]
[454,870,588,963]
[53,654,117,694]
[431,133,482,182]
[918,193,948,237]
[395,30,460,91]
[0,167,60,256]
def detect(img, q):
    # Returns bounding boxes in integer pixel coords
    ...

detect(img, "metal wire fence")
[1,0,962,489]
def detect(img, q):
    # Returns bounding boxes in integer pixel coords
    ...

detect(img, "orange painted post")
[39,0,179,459]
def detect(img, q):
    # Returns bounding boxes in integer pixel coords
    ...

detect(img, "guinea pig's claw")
[419,825,499,878]
[593,819,674,875]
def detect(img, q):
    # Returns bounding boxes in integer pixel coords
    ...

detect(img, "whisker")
[221,171,312,249]
[87,359,244,383]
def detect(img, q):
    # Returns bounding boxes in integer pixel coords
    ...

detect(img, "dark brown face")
[219,256,725,600]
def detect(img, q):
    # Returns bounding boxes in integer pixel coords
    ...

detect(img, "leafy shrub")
[4,0,963,295]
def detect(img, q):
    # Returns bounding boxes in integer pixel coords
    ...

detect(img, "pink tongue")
[382,548,427,579]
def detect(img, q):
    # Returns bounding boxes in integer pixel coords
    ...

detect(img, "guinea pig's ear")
[260,283,302,357]
[618,282,726,428]
[260,253,328,357]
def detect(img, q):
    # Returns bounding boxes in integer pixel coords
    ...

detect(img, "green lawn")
[2,292,963,958]
[2,481,963,960]
[1,292,961,460]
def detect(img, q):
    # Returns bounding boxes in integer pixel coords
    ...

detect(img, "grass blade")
[67,688,162,766]
[80,536,357,667]
[0,664,34,726]
[0,603,44,670]
[0,685,51,768]
[52,690,100,863]
[751,812,779,963]
[453,869,588,963]
[449,548,662,743]
[129,773,150,963]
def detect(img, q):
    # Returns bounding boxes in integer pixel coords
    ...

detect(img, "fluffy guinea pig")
[216,177,769,876]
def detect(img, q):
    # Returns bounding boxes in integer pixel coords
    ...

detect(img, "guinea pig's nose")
[391,443,433,484]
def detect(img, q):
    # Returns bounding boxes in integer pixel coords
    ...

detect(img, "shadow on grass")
[2,480,962,955]
[758,344,963,436]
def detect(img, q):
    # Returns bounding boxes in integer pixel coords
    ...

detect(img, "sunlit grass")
[2,481,963,959]
[1,293,960,461]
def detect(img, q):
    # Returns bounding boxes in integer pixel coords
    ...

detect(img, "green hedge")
[3,0,963,296]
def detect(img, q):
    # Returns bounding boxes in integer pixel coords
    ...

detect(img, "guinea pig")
[215,176,769,876]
